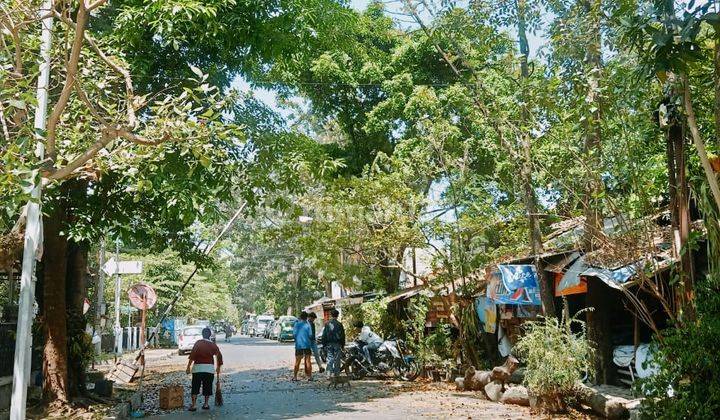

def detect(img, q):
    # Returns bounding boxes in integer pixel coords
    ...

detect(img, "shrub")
[515,311,593,412]
[340,296,392,338]
[637,276,720,419]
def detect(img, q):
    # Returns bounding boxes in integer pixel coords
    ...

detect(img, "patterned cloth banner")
[497,264,539,291]
[488,266,541,306]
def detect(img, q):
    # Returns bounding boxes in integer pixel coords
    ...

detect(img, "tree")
[2,0,341,402]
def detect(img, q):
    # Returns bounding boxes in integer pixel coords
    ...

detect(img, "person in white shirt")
[354,321,383,365]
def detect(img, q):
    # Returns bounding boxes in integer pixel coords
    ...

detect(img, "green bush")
[402,294,453,368]
[340,297,392,339]
[637,279,720,419]
[515,311,593,412]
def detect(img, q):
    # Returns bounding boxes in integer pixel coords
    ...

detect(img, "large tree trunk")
[517,0,555,317]
[672,122,694,314]
[66,240,89,398]
[380,250,403,294]
[581,0,604,252]
[580,0,613,386]
[586,279,615,384]
[42,201,69,402]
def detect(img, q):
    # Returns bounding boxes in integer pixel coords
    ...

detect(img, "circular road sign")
[128,283,157,310]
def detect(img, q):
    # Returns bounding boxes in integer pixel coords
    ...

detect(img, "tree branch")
[402,0,522,160]
[46,0,89,162]
[86,0,108,11]
[74,81,110,126]
[0,100,10,142]
[683,73,720,215]
[0,7,23,75]
[43,129,113,183]
[53,9,137,128]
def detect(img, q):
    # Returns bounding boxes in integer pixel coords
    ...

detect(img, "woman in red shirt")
[185,327,223,411]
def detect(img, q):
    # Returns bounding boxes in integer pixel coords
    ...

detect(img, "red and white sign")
[128,283,157,310]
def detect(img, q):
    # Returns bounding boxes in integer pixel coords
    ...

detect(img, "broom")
[215,376,223,406]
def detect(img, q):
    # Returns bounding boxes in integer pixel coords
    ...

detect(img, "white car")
[178,325,206,355]
[253,315,275,337]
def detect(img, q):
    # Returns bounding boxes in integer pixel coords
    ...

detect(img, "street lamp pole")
[11,2,54,419]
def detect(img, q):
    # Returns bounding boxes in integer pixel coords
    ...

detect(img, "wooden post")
[140,297,146,367]
[633,314,640,350]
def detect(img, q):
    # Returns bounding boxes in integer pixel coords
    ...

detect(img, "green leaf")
[189,64,204,78]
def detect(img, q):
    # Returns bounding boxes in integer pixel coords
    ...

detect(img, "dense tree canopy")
[4,0,720,415]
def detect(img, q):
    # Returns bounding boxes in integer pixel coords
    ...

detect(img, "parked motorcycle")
[340,339,420,381]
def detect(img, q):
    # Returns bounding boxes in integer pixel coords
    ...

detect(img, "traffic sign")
[102,257,143,275]
[128,283,157,310]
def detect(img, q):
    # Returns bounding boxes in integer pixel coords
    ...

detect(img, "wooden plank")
[107,360,139,384]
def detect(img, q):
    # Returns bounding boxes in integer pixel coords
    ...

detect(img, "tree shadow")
[149,366,393,419]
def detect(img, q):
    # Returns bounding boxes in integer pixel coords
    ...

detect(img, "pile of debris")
[454,356,530,406]
[455,356,637,418]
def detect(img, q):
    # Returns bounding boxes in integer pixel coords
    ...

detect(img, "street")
[142,335,536,419]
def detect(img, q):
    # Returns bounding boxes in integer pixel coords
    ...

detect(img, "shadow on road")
[150,336,395,419]
[220,367,391,419]
[232,338,295,347]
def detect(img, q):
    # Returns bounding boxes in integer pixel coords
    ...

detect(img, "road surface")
[143,335,535,419]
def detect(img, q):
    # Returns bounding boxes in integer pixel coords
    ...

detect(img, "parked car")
[268,320,279,340]
[253,315,274,337]
[273,316,297,342]
[194,320,216,342]
[178,325,206,355]
[262,320,272,338]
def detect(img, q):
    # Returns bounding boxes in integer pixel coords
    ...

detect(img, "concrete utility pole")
[113,239,122,355]
[11,2,53,419]
[95,237,106,355]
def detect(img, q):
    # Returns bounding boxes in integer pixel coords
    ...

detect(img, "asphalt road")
[147,335,534,419]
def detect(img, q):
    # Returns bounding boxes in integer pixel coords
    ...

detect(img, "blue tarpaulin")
[581,264,638,289]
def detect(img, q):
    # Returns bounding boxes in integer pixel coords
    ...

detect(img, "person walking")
[307,312,325,373]
[292,312,313,381]
[185,327,223,411]
[321,309,345,377]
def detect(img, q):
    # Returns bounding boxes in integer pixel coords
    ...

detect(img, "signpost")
[103,257,143,276]
[109,240,143,356]
[128,284,156,395]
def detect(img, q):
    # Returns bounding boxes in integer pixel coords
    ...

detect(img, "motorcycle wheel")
[394,359,421,381]
[347,361,366,380]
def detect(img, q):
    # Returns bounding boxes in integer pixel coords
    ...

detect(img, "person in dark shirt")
[307,312,325,373]
[321,309,345,376]
[185,327,223,411]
